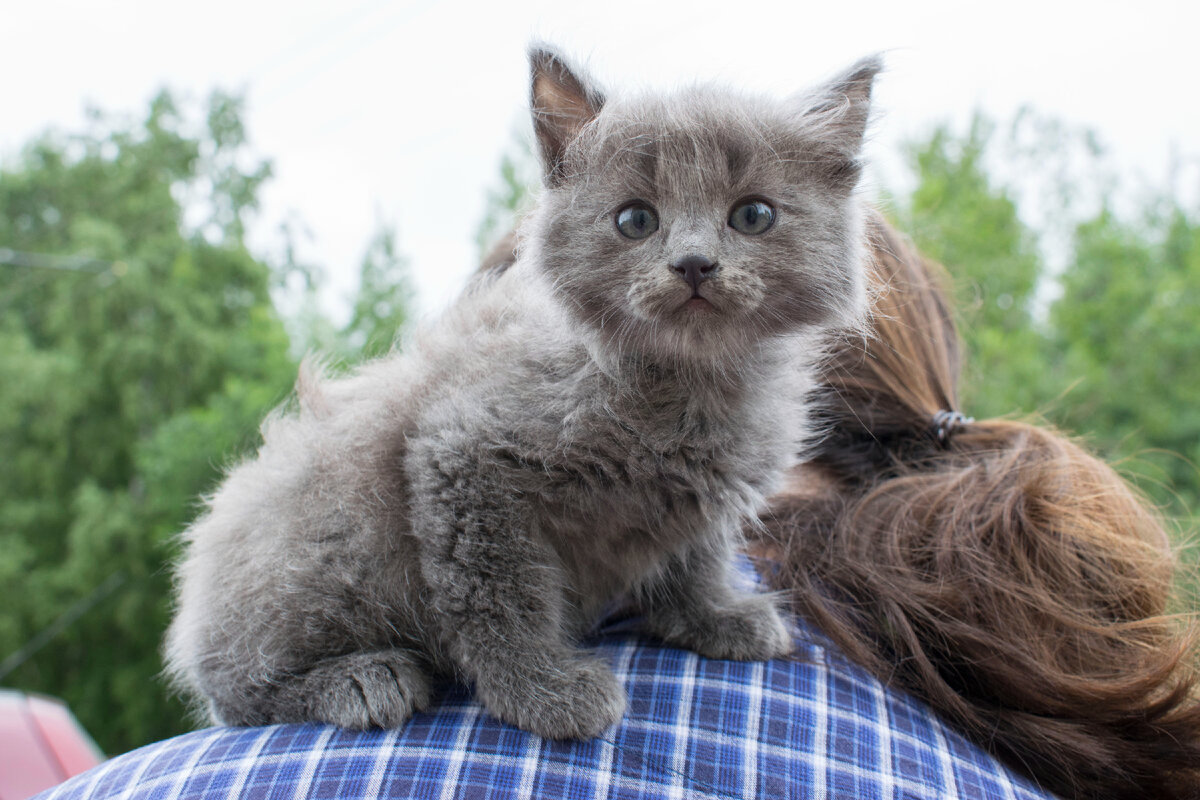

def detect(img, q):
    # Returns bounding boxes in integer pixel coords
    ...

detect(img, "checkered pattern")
[36,617,1057,800]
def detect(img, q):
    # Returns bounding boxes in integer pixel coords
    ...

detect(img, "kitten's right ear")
[792,55,883,190]
[529,46,605,187]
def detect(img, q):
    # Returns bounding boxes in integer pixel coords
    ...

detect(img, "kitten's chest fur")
[443,304,809,620]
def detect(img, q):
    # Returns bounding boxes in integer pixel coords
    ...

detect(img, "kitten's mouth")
[682,294,715,312]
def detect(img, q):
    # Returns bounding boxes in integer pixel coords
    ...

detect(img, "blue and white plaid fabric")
[37,616,1057,800]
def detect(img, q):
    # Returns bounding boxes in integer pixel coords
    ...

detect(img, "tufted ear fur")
[792,55,883,189]
[529,46,605,186]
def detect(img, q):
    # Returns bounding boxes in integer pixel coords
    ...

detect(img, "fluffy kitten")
[166,48,880,740]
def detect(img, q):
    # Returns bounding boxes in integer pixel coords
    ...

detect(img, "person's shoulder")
[38,622,1057,800]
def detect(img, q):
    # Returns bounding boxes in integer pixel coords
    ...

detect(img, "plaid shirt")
[37,612,1057,800]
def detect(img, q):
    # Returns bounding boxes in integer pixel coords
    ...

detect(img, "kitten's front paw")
[477,657,626,740]
[651,595,794,662]
[296,649,432,729]
[706,598,793,661]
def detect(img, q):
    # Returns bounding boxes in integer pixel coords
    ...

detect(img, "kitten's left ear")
[793,55,883,187]
[529,45,605,186]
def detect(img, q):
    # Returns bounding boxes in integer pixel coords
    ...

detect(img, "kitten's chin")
[648,309,766,365]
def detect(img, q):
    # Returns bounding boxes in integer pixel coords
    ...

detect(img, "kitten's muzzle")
[670,255,718,294]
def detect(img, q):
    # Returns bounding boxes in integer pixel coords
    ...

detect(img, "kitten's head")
[525,47,880,363]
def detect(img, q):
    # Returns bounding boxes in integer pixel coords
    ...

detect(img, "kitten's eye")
[728,200,775,235]
[615,203,660,240]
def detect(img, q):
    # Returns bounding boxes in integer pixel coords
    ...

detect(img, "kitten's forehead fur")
[578,90,800,201]
[570,84,870,196]
[526,48,882,365]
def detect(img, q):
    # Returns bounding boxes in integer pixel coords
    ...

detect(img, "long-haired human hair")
[756,212,1200,799]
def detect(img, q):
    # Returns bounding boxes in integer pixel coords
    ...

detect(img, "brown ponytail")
[756,213,1200,799]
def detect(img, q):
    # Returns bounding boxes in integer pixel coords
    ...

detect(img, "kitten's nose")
[670,255,718,292]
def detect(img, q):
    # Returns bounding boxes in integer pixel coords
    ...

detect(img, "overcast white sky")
[3,0,1197,319]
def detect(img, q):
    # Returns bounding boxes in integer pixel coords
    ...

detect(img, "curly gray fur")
[165,47,881,740]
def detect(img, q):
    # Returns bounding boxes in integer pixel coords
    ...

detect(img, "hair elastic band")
[931,409,974,446]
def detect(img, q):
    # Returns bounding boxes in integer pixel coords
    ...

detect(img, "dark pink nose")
[670,255,717,292]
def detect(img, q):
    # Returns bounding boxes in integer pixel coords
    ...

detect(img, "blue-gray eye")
[615,203,659,239]
[728,200,775,235]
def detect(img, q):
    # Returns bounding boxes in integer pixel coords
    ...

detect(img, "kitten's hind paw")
[477,657,626,740]
[288,649,433,729]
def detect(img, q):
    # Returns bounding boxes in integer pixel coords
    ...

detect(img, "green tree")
[0,91,297,753]
[333,223,413,362]
[0,90,417,755]
[1053,203,1200,519]
[895,112,1199,536]
[274,217,413,366]
[895,115,1052,420]
[475,133,539,260]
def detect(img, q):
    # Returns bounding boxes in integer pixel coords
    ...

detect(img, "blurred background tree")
[0,91,413,753]
[893,113,1199,529]
[1,92,1195,756]
[893,115,1049,419]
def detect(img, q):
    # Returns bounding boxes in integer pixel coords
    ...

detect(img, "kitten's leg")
[640,536,793,661]
[427,525,625,739]
[411,449,626,740]
[266,648,433,729]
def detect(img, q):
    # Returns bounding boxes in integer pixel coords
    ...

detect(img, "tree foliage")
[893,116,1051,420]
[897,113,1199,536]
[1052,205,1200,517]
[475,133,539,259]
[0,91,413,753]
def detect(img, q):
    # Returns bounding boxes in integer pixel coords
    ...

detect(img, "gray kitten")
[166,48,880,740]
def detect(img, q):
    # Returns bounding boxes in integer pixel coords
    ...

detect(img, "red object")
[0,690,104,799]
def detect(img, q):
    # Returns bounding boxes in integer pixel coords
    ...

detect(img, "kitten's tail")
[754,214,1200,799]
